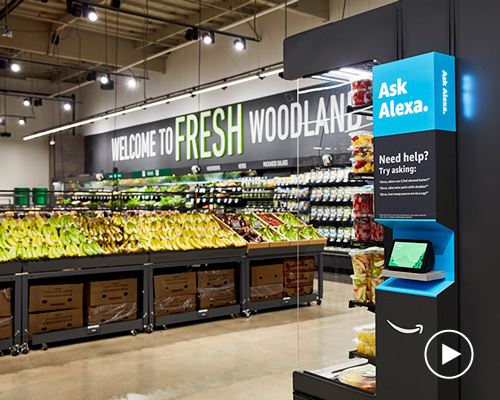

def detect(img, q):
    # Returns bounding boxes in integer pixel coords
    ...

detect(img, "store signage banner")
[85,84,370,174]
[374,132,437,219]
[373,52,456,136]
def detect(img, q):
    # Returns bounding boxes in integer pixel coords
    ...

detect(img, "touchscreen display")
[388,241,429,270]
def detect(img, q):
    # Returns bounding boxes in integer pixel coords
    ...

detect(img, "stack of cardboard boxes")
[29,284,84,337]
[283,257,315,297]
[250,263,284,302]
[0,288,12,339]
[86,278,138,325]
[154,272,197,316]
[197,269,236,309]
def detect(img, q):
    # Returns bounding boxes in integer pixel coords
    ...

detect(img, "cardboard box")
[154,272,196,297]
[86,302,137,325]
[283,257,315,272]
[0,316,12,339]
[29,283,83,312]
[251,264,283,286]
[284,284,313,298]
[0,288,11,317]
[197,269,235,289]
[284,270,314,288]
[198,288,236,309]
[250,284,283,302]
[87,278,137,306]
[154,294,196,317]
[29,308,83,336]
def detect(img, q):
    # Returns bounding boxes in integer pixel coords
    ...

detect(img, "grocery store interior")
[0,0,490,399]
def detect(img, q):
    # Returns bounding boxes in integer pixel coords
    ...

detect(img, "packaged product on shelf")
[29,283,84,312]
[250,283,283,302]
[336,168,345,182]
[370,219,385,242]
[154,294,196,317]
[284,269,314,288]
[251,264,283,286]
[371,248,385,278]
[322,187,330,201]
[29,308,83,336]
[353,216,372,242]
[323,207,331,221]
[350,131,373,148]
[353,193,374,217]
[336,206,344,221]
[351,275,369,302]
[354,339,376,357]
[330,187,338,200]
[198,287,236,309]
[349,249,373,276]
[352,146,374,162]
[353,323,376,345]
[86,302,137,325]
[370,277,385,304]
[338,364,376,393]
[0,316,12,339]
[329,169,337,182]
[87,278,137,306]
[329,226,337,240]
[351,79,373,106]
[352,158,374,174]
[284,284,313,298]
[337,187,345,201]
[343,206,352,221]
[197,269,235,289]
[154,272,197,297]
[0,288,11,317]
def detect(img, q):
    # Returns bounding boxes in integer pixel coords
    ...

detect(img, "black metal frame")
[0,274,21,355]
[243,251,324,314]
[21,265,149,350]
[150,256,245,328]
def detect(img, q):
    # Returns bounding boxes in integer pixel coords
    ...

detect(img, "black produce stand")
[0,274,22,355]
[21,265,149,350]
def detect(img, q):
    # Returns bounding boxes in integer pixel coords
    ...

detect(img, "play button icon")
[424,330,474,379]
[441,344,461,366]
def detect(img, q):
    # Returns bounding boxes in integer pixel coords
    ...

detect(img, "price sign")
[253,220,263,228]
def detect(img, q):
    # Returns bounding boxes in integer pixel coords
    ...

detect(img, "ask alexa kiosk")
[283,1,469,398]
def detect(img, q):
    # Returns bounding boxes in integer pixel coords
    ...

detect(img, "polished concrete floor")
[0,279,374,400]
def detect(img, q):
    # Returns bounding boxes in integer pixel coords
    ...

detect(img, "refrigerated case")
[285,1,466,399]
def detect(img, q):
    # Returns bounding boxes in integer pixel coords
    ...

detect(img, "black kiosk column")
[373,53,460,400]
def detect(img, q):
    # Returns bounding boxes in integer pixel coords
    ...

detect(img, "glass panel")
[294,63,384,393]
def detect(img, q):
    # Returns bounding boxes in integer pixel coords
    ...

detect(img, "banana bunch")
[79,240,106,257]
[111,214,126,227]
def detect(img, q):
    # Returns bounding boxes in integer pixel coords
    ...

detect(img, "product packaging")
[154,272,197,297]
[353,323,376,345]
[87,279,138,306]
[353,217,372,242]
[338,364,376,393]
[86,302,137,325]
[29,283,83,312]
[349,249,374,277]
[250,283,283,302]
[154,294,196,317]
[198,287,236,309]
[351,275,369,303]
[0,288,11,317]
[370,219,385,242]
[197,269,235,289]
[352,193,374,217]
[0,316,12,339]
[354,339,376,357]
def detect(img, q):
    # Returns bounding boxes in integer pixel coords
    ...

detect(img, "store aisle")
[0,279,373,400]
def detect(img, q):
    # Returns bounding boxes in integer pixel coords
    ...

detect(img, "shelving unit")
[348,350,376,366]
[0,275,22,356]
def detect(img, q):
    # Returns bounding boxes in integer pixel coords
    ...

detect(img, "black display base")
[0,261,22,275]
[154,305,241,327]
[293,370,375,400]
[247,293,318,312]
[0,337,14,353]
[150,247,246,263]
[30,319,144,346]
[24,253,149,273]
[348,300,376,313]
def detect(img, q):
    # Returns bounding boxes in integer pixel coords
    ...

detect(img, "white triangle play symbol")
[442,344,461,365]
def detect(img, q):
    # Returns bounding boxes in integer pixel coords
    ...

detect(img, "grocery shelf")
[246,292,319,313]
[349,350,376,366]
[348,173,374,181]
[293,370,376,400]
[154,305,241,328]
[0,274,21,356]
[21,265,150,349]
[30,319,145,347]
[150,247,246,263]
[0,261,22,275]
[348,300,376,313]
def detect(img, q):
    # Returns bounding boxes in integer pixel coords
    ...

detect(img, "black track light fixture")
[202,32,215,45]
[233,38,246,51]
[185,28,198,41]
[110,0,121,9]
[34,98,43,107]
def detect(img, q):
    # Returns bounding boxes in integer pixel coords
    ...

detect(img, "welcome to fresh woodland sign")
[85,83,371,174]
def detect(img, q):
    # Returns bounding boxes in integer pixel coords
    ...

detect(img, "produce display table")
[0,247,323,355]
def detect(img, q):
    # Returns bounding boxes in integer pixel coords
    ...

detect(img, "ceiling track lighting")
[34,98,43,107]
[127,77,137,89]
[63,102,72,111]
[49,134,55,146]
[67,1,98,21]
[233,38,246,51]
[23,63,284,141]
[10,62,20,72]
[23,98,31,107]
[185,28,198,41]
[202,32,215,45]
[18,117,26,126]
[110,0,121,8]
[0,132,11,137]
